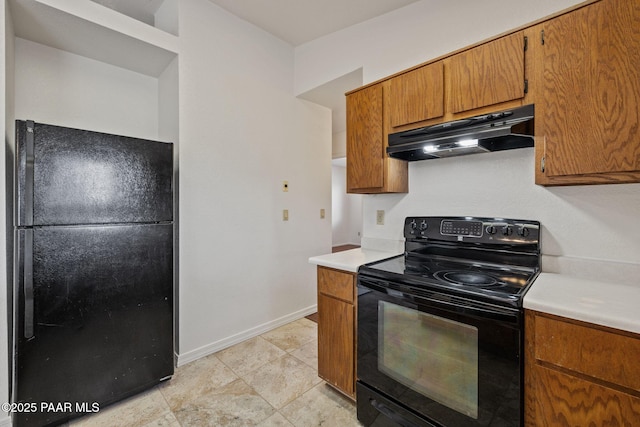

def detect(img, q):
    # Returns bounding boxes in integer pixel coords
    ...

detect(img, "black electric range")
[356,216,541,427]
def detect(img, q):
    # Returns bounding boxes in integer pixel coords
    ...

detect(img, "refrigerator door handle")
[24,121,35,227]
[17,121,36,227]
[22,229,35,339]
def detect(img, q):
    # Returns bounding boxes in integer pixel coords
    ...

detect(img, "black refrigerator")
[12,120,174,426]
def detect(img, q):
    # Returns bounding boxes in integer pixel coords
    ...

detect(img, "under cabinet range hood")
[387,104,535,161]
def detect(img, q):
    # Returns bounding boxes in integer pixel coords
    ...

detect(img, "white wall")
[363,149,640,264]
[294,0,640,279]
[331,164,362,246]
[294,0,585,96]
[1,0,13,424]
[332,130,346,159]
[13,38,160,140]
[177,0,331,362]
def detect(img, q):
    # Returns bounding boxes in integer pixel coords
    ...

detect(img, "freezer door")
[16,120,173,226]
[13,224,173,427]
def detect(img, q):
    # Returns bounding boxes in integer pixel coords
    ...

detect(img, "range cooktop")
[358,216,541,307]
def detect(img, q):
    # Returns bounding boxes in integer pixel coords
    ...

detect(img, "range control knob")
[419,220,428,231]
[409,219,417,230]
[518,226,531,237]
[485,225,497,235]
[502,226,513,236]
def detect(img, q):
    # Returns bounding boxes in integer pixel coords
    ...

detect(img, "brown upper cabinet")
[346,82,408,194]
[389,61,444,129]
[448,31,527,114]
[347,0,640,189]
[533,0,640,185]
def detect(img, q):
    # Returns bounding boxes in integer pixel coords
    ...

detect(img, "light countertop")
[308,248,400,273]
[524,272,640,335]
[310,249,640,335]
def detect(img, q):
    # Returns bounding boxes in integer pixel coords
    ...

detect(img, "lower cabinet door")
[533,365,640,426]
[317,293,355,398]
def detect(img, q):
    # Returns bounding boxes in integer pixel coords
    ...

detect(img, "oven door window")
[378,301,478,419]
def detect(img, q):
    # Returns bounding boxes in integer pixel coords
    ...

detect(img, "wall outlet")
[320,208,325,219]
[376,210,385,225]
[282,181,289,192]
[283,209,289,221]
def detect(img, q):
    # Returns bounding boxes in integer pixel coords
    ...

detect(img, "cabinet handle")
[540,156,546,173]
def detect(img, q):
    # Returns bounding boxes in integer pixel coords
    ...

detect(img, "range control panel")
[404,216,540,245]
[440,219,483,237]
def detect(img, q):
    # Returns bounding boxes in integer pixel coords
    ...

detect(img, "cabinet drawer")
[535,315,640,391]
[317,267,355,303]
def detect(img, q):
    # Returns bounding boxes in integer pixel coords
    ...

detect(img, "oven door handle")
[359,278,520,325]
[419,295,520,324]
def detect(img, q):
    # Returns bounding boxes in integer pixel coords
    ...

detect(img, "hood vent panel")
[387,104,535,161]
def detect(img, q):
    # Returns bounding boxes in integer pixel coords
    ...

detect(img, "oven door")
[357,275,523,427]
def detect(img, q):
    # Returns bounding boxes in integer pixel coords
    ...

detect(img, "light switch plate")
[376,210,384,225]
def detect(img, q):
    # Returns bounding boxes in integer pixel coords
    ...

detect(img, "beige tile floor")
[68,318,362,426]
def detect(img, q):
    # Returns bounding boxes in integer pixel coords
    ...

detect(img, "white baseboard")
[176,304,317,367]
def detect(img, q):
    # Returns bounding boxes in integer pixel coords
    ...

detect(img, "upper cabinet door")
[449,31,526,114]
[346,84,384,191]
[535,0,640,184]
[389,62,444,129]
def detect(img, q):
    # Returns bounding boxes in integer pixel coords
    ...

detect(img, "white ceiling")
[91,0,420,46]
[88,0,421,137]
[207,0,420,46]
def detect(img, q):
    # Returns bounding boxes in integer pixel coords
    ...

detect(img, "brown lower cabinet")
[317,266,356,399]
[525,310,640,426]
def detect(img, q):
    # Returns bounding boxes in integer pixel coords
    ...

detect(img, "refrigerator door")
[14,224,173,427]
[16,120,173,227]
